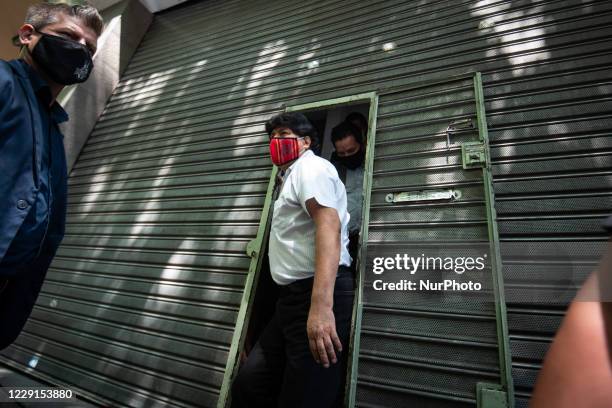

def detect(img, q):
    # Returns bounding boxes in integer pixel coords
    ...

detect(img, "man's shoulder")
[296,152,338,176]
[348,164,365,174]
[0,58,13,72]
[302,151,335,168]
[290,152,343,192]
[0,59,22,96]
[0,59,20,80]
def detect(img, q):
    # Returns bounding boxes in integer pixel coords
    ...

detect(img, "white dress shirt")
[268,150,351,285]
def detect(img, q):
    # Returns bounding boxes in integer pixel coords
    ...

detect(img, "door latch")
[446,118,474,150]
[461,141,487,169]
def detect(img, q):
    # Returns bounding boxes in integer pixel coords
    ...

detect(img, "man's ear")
[17,24,36,47]
[303,135,312,149]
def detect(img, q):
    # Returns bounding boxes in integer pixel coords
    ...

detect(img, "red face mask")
[269,137,302,166]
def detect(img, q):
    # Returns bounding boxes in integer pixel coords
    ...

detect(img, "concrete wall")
[0,0,39,60]
[59,0,153,172]
[92,0,191,13]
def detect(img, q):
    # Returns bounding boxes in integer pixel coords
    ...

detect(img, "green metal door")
[350,73,513,408]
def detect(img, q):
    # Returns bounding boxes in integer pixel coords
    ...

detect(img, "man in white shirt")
[232,112,354,408]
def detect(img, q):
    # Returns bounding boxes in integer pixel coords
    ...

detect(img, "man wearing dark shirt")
[330,121,366,272]
[0,3,102,349]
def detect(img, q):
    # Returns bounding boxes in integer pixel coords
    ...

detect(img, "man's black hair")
[265,112,318,142]
[331,121,362,145]
[345,112,368,130]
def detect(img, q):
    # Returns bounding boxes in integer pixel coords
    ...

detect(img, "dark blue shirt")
[0,60,68,272]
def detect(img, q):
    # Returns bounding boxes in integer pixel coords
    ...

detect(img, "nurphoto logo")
[370,253,487,292]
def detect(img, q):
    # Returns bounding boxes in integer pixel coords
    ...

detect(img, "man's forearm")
[305,198,345,366]
[311,220,341,308]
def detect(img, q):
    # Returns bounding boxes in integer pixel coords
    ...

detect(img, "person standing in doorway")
[231,112,354,407]
[331,121,366,271]
[345,112,368,145]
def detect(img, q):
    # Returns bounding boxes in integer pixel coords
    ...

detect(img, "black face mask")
[337,148,365,170]
[30,30,93,85]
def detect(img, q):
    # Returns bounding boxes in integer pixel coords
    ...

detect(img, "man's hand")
[307,302,343,368]
[305,197,343,368]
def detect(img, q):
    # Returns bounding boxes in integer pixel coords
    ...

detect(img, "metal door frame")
[285,92,379,408]
[218,92,378,407]
[346,73,514,408]
[218,77,513,407]
[217,165,278,408]
[473,72,514,408]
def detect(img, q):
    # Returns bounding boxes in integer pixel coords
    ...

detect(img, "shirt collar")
[17,59,69,124]
[50,102,69,124]
[285,149,313,177]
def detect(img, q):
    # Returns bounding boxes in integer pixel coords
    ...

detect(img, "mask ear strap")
[299,136,311,154]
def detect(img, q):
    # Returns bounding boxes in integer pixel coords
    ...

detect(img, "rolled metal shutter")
[0,0,608,406]
[484,33,612,408]
[0,2,276,407]
[353,75,512,407]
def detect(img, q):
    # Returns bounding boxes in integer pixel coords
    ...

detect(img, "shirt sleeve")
[296,160,340,214]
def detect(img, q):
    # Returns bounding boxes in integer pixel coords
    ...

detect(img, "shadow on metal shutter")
[483,41,612,408]
[0,3,276,407]
[351,74,513,408]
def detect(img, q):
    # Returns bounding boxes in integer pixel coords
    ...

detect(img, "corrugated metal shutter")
[0,2,276,406]
[0,0,609,406]
[483,32,612,408]
[353,75,511,407]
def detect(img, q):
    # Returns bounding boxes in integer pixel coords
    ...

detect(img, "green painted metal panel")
[483,35,612,408]
[352,75,511,407]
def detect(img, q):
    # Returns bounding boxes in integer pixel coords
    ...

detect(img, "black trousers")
[0,248,55,350]
[231,266,355,408]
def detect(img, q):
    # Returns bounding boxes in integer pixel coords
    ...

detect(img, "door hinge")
[462,141,487,169]
[477,383,508,408]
